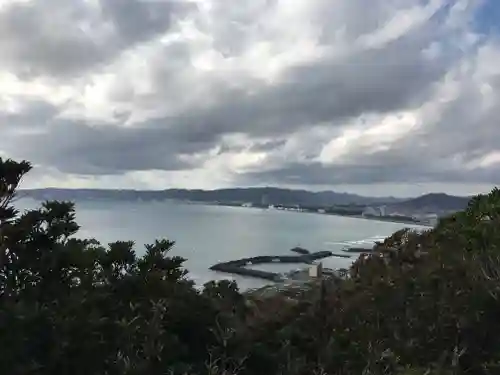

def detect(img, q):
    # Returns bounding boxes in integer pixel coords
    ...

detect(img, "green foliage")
[2,156,500,375]
[0,157,230,375]
[236,188,500,375]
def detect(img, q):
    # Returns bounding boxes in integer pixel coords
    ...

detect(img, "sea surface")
[17,199,424,290]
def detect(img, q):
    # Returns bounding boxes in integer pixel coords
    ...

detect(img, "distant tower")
[261,194,269,206]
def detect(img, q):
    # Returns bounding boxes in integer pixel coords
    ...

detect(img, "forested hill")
[19,187,401,206]
[19,188,472,211]
[389,193,472,212]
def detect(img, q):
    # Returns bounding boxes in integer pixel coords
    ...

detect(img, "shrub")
[2,157,500,375]
[0,158,233,375]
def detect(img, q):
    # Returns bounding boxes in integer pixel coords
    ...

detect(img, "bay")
[17,199,423,290]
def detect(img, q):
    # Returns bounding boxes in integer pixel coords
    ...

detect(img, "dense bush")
[0,159,242,375]
[1,157,500,375]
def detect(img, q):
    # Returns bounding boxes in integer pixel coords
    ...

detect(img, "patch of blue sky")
[473,0,500,34]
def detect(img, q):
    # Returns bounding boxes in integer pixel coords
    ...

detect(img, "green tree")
[0,157,233,375]
[234,189,500,375]
[3,156,500,375]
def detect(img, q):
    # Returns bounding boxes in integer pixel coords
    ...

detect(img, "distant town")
[221,198,442,227]
[19,187,471,227]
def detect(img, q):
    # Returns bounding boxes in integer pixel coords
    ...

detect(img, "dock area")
[210,249,350,281]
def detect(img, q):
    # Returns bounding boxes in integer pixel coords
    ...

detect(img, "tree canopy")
[1,156,500,375]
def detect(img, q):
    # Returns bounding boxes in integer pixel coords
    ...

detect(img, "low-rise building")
[309,262,323,278]
[363,206,385,217]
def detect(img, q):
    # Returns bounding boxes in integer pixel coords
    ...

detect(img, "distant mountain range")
[18,187,400,206]
[387,193,471,214]
[18,187,473,212]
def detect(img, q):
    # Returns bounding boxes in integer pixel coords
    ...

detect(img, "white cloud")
[357,0,444,50]
[318,112,419,164]
[0,0,499,196]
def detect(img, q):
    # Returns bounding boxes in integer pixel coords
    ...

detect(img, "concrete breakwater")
[290,246,310,255]
[342,247,373,253]
[210,249,350,281]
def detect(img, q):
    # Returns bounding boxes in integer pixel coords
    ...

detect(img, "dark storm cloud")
[3,119,220,175]
[241,159,500,186]
[240,62,500,187]
[0,100,59,129]
[0,0,194,78]
[141,2,461,145]
[99,0,190,44]
[248,139,288,153]
[152,34,452,143]
[2,25,452,176]
[1,0,499,188]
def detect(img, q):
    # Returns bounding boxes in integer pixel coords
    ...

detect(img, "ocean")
[17,199,423,290]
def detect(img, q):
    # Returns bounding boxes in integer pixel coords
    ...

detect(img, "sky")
[1,0,499,197]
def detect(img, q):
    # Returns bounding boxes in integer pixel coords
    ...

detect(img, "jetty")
[290,246,310,255]
[342,247,373,253]
[210,249,350,281]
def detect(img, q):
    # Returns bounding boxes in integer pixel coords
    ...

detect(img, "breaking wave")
[324,235,388,248]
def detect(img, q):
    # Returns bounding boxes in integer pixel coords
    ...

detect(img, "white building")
[309,262,323,278]
[363,207,381,217]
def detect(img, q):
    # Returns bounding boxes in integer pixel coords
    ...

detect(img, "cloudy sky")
[1,0,499,197]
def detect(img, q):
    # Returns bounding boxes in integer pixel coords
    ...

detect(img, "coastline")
[206,204,431,291]
[20,195,435,228]
[340,213,433,228]
[210,202,433,228]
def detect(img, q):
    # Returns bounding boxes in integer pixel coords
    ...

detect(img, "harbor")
[209,248,351,282]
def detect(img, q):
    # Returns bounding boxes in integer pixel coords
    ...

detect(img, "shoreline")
[210,202,433,228]
[205,207,430,289]
[21,196,434,228]
[340,214,433,227]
